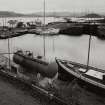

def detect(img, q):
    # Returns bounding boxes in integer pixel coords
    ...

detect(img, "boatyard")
[0,54,105,105]
[0,0,105,105]
[0,21,105,105]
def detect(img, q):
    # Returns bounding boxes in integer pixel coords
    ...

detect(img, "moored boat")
[35,27,60,35]
[56,58,105,95]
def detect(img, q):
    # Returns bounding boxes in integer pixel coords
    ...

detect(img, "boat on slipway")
[13,50,58,78]
[56,58,105,94]
[0,52,68,105]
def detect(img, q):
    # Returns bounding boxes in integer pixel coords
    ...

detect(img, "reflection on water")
[0,34,105,70]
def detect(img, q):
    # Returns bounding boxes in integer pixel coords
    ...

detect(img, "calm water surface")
[0,34,105,70]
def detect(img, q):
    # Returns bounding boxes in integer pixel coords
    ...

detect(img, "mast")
[53,37,55,53]
[86,32,92,71]
[86,13,92,72]
[2,17,4,28]
[8,34,11,70]
[43,0,46,57]
[3,17,11,69]
[6,17,11,70]
[53,36,55,54]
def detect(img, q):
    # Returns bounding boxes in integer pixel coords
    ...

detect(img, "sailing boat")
[35,0,59,35]
[55,24,105,94]
[35,27,60,35]
[12,0,58,79]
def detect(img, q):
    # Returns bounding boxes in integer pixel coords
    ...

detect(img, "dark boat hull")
[77,76,105,96]
[56,59,75,81]
[13,52,58,78]
[56,58,105,96]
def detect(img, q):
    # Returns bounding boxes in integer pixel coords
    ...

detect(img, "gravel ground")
[0,72,105,105]
[0,55,105,105]
[0,74,60,105]
[0,75,43,105]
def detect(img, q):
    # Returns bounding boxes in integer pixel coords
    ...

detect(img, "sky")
[0,0,105,13]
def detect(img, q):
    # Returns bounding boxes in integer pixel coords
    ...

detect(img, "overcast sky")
[0,0,105,13]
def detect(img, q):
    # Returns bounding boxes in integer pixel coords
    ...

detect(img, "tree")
[8,20,17,28]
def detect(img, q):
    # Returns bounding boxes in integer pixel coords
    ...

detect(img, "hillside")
[0,11,24,17]
[0,11,104,17]
[82,13,102,18]
[0,11,86,17]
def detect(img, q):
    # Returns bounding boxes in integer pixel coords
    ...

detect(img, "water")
[0,34,105,70]
[0,17,105,70]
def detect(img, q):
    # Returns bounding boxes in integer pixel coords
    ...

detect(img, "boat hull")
[56,59,75,81]
[56,58,105,96]
[13,52,58,78]
[77,76,105,96]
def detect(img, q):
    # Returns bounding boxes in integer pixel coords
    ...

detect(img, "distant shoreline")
[0,11,104,18]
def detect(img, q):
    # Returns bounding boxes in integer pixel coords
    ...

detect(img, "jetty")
[0,28,28,39]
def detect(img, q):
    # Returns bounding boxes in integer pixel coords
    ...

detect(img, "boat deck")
[57,59,105,89]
